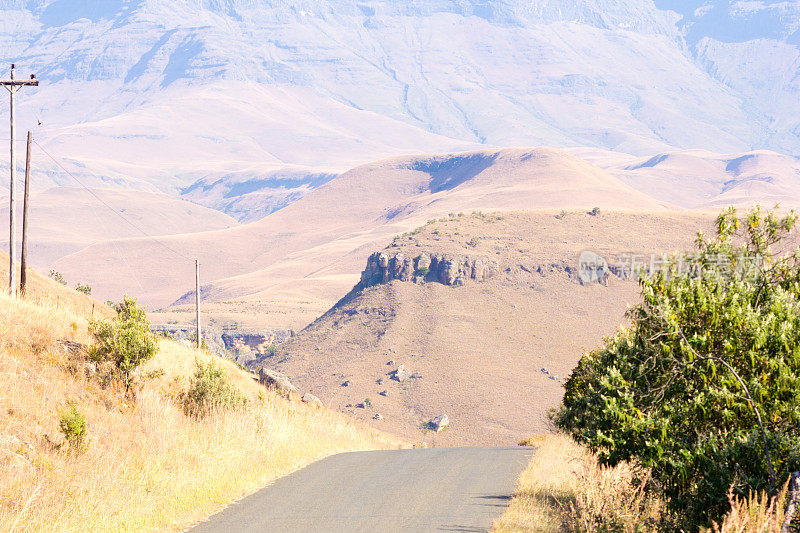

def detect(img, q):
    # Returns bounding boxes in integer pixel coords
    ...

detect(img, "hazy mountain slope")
[7,82,475,194]
[659,0,800,155]
[0,187,237,268]
[257,210,715,446]
[50,147,668,313]
[575,147,800,209]
[180,167,338,223]
[2,0,800,201]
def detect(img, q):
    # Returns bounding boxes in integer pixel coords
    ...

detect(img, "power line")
[32,139,194,262]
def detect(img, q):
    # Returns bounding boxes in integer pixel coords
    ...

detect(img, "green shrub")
[59,402,87,452]
[74,282,92,295]
[554,206,800,528]
[48,270,67,285]
[589,206,600,216]
[89,296,158,390]
[416,266,430,276]
[181,361,246,417]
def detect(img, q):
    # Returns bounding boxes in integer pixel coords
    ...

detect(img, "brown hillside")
[0,187,238,268]
[258,210,716,446]
[52,147,670,322]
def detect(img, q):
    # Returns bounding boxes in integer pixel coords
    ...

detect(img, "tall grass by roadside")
[491,434,662,533]
[492,435,795,533]
[0,292,401,531]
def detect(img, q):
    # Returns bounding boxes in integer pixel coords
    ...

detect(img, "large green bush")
[555,207,800,527]
[89,296,158,390]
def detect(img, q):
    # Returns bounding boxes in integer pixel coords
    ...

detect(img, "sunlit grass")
[0,292,402,531]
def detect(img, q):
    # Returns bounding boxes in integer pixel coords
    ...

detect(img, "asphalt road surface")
[190,446,533,533]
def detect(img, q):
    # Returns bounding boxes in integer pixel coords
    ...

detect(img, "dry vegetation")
[490,434,663,533]
[0,282,401,531]
[492,435,794,533]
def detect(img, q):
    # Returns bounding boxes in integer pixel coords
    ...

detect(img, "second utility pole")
[195,259,201,350]
[20,131,31,296]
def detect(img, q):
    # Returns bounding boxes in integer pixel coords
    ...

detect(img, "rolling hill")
[3,0,800,202]
[50,147,669,321]
[0,187,238,269]
[576,148,800,209]
[254,210,716,446]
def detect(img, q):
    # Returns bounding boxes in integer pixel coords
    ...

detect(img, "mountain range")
[1,0,800,221]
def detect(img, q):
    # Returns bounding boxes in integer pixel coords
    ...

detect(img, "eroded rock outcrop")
[360,251,499,287]
[258,367,297,396]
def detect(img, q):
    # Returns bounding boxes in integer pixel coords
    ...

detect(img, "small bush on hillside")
[188,334,210,352]
[59,402,87,453]
[589,206,600,216]
[181,361,246,417]
[467,237,480,247]
[89,296,158,390]
[555,206,800,528]
[48,270,67,285]
[74,283,91,295]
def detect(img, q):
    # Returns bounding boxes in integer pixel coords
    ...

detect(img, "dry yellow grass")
[491,434,663,533]
[0,291,402,532]
[492,435,797,533]
[707,484,793,533]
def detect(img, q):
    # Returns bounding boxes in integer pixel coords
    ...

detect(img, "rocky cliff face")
[360,251,499,287]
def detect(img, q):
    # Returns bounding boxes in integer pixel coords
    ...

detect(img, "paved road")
[190,447,533,533]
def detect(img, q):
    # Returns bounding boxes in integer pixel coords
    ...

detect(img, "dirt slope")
[258,211,715,446]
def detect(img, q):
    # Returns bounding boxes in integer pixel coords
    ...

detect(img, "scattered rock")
[83,361,97,378]
[258,367,297,396]
[301,393,323,407]
[342,380,351,387]
[57,339,85,355]
[379,390,388,397]
[429,414,450,432]
[376,378,384,385]
[387,360,395,366]
[373,413,383,420]
[392,364,412,382]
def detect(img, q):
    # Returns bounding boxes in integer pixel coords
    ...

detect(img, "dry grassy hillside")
[55,147,670,326]
[0,250,113,321]
[258,210,715,446]
[0,264,400,531]
[0,187,238,269]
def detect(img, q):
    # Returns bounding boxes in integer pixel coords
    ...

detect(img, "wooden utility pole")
[1,64,38,297]
[19,131,31,296]
[195,259,201,350]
